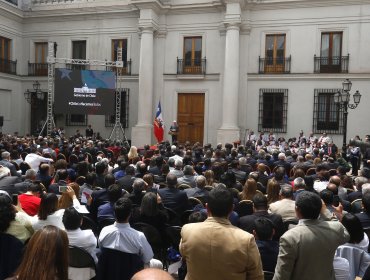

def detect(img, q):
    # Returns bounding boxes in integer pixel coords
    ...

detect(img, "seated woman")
[0,191,33,243]
[31,186,80,231]
[336,213,370,279]
[6,225,69,280]
[130,192,168,232]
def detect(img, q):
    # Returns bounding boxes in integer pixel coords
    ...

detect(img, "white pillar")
[217,2,241,145]
[131,9,157,147]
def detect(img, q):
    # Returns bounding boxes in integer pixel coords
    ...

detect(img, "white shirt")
[6,211,34,243]
[31,209,66,231]
[333,256,350,280]
[24,153,53,172]
[99,222,154,264]
[31,198,81,231]
[67,228,98,263]
[313,181,329,193]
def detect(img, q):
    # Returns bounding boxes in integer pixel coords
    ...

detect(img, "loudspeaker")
[0,116,3,127]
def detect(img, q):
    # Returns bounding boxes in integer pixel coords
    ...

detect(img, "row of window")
[259,89,343,134]
[263,32,346,74]
[0,32,347,76]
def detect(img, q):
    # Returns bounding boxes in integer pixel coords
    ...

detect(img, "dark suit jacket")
[117,175,136,193]
[158,187,189,214]
[90,188,109,221]
[256,240,279,272]
[14,179,33,194]
[239,210,284,240]
[0,176,22,195]
[148,166,161,176]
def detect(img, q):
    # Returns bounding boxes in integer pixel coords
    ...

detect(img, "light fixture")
[24,81,45,104]
[342,78,352,92]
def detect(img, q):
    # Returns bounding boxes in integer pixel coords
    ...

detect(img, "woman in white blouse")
[31,186,80,231]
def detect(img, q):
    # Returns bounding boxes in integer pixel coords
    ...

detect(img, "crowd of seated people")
[0,131,369,279]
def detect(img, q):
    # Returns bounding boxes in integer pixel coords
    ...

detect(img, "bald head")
[329,176,341,187]
[131,268,174,280]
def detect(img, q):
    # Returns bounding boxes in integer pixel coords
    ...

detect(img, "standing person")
[85,125,94,138]
[168,120,179,143]
[180,185,264,280]
[273,191,349,280]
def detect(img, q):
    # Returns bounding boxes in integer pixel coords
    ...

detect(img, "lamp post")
[334,79,362,159]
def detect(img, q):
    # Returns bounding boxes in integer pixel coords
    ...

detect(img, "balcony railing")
[66,64,90,71]
[28,62,48,76]
[106,60,132,76]
[0,58,17,75]
[259,56,291,74]
[177,58,206,75]
[314,55,349,73]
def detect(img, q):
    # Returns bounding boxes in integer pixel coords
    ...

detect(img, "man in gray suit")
[273,191,349,280]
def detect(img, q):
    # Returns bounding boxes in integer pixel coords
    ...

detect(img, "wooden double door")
[177,93,204,145]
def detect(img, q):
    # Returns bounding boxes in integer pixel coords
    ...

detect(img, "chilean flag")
[154,101,164,143]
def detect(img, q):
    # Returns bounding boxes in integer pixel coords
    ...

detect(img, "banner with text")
[54,68,116,115]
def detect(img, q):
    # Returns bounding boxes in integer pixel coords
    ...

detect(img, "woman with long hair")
[58,182,80,210]
[204,170,217,188]
[266,178,280,205]
[131,192,168,231]
[239,178,258,201]
[32,186,80,231]
[128,146,140,163]
[8,225,69,280]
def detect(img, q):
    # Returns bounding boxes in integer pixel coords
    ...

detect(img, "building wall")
[0,0,368,147]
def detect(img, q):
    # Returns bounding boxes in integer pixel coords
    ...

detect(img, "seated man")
[97,184,123,223]
[99,197,162,268]
[158,173,189,215]
[180,185,263,280]
[253,217,279,273]
[269,185,296,222]
[239,193,284,240]
[62,206,98,263]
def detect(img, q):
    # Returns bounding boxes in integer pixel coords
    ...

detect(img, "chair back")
[97,248,143,280]
[81,215,99,236]
[164,207,181,226]
[351,199,363,214]
[264,270,274,280]
[165,226,182,251]
[235,200,253,217]
[181,209,194,225]
[132,222,165,260]
[69,245,96,269]
[306,168,316,176]
[188,197,203,208]
[0,233,24,280]
[178,184,191,190]
[336,245,370,280]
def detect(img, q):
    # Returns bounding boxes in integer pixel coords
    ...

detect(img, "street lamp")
[24,81,45,104]
[334,79,362,158]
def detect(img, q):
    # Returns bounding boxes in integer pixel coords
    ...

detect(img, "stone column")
[131,9,158,147]
[216,2,241,145]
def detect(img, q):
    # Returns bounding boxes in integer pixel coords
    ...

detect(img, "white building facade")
[0,0,369,147]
